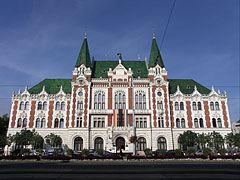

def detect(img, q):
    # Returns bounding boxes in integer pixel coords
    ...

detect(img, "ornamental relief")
[19,112,28,118]
[55,112,65,119]
[36,112,46,118]
[175,112,185,119]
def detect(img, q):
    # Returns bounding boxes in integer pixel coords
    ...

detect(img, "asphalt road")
[0,160,240,180]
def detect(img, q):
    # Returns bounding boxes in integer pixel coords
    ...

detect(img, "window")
[212,118,217,128]
[192,102,197,110]
[94,91,105,110]
[54,118,59,128]
[37,102,42,110]
[22,118,27,128]
[41,118,46,128]
[180,102,184,110]
[217,118,222,128]
[157,137,167,150]
[115,91,125,109]
[94,137,103,150]
[198,102,202,110]
[43,102,47,110]
[17,118,22,128]
[215,102,220,110]
[61,102,65,110]
[175,102,179,110]
[77,101,83,110]
[135,91,146,110]
[181,118,185,128]
[76,117,83,127]
[25,102,29,110]
[136,117,147,128]
[36,118,40,128]
[158,117,164,128]
[176,118,180,128]
[194,118,199,128]
[56,102,60,110]
[93,117,105,128]
[59,118,64,128]
[210,102,214,110]
[157,101,163,110]
[199,118,204,128]
[74,137,83,151]
[19,102,24,110]
[137,137,147,151]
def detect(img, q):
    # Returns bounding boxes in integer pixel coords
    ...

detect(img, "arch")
[194,118,199,128]
[217,118,222,128]
[215,102,220,110]
[20,102,24,110]
[175,102,179,110]
[180,102,184,110]
[56,102,60,110]
[137,137,146,151]
[41,118,46,128]
[74,137,83,151]
[181,118,185,128]
[59,118,64,128]
[176,118,180,128]
[198,102,202,110]
[25,101,29,110]
[54,118,59,128]
[43,101,47,110]
[36,118,40,128]
[37,101,42,110]
[157,137,167,150]
[94,137,104,150]
[199,118,204,128]
[61,102,65,110]
[212,118,217,128]
[17,118,22,128]
[210,102,214,110]
[192,102,197,110]
[22,118,27,128]
[116,137,125,150]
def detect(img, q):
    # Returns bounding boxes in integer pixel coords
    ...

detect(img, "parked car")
[88,149,98,156]
[103,150,112,156]
[195,149,203,155]
[166,150,176,156]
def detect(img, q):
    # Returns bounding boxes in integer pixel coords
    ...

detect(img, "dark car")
[103,150,112,156]
[166,150,176,156]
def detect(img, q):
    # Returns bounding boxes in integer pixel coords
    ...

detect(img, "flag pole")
[132,78,136,156]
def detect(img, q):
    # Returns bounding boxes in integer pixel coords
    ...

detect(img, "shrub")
[144,148,152,156]
[36,149,44,155]
[96,149,103,156]
[67,149,74,156]
[187,148,196,155]
[218,149,227,155]
[203,148,211,156]
[82,149,89,156]
[21,149,30,155]
[158,149,166,155]
[175,149,182,156]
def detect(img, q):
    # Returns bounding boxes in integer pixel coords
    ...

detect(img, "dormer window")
[56,85,61,88]
[186,84,191,89]
[137,69,141,73]
[103,69,106,73]
[79,67,85,75]
[155,67,160,75]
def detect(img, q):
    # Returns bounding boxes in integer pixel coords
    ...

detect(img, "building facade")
[7,35,232,152]
[232,120,240,134]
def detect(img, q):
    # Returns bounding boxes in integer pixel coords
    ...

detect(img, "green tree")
[12,129,34,149]
[225,133,235,147]
[30,131,44,150]
[45,133,62,148]
[209,131,224,152]
[0,114,9,136]
[196,133,210,149]
[179,131,197,149]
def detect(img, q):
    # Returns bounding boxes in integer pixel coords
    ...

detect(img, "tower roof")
[148,37,165,68]
[75,36,91,68]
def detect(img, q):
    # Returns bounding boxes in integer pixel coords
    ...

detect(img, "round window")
[157,92,162,96]
[78,92,83,96]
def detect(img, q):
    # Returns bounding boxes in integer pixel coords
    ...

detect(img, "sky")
[0,0,239,123]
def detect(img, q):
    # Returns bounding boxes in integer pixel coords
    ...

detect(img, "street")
[0,160,240,179]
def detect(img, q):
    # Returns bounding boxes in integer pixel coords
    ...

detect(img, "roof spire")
[148,36,165,68]
[75,35,92,68]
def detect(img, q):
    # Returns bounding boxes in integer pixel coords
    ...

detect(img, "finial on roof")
[211,85,215,92]
[117,53,122,64]
[42,85,45,92]
[84,32,87,39]
[12,90,15,96]
[194,85,197,91]
[177,85,180,92]
[18,89,21,94]
[224,91,227,96]
[60,85,63,91]
[25,85,28,91]
[218,89,221,94]
[153,32,155,39]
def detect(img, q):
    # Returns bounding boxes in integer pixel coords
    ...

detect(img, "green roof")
[168,79,210,94]
[92,60,148,78]
[28,79,72,94]
[148,38,165,68]
[75,37,92,68]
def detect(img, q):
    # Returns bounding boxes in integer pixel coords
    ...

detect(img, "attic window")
[56,85,61,88]
[137,69,141,73]
[103,69,106,73]
[186,84,191,89]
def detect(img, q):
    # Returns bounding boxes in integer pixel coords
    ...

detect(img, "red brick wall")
[152,87,157,127]
[128,88,132,109]
[11,100,18,128]
[203,101,211,128]
[71,86,79,127]
[221,101,229,128]
[47,101,54,128]
[186,101,192,128]
[84,86,89,127]
[108,114,112,126]
[108,88,112,109]
[129,114,133,126]
[66,101,70,128]
[29,101,36,128]
[170,101,174,127]
[162,86,169,127]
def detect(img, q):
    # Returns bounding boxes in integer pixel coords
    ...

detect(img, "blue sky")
[0,0,239,123]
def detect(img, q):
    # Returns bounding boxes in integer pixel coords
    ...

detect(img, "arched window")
[217,118,222,128]
[41,118,46,128]
[175,102,179,110]
[74,137,83,151]
[212,118,217,128]
[157,137,167,150]
[137,137,147,151]
[210,102,214,110]
[198,102,202,110]
[54,118,59,128]
[55,102,60,110]
[22,118,27,128]
[36,118,40,128]
[135,91,146,110]
[158,117,164,128]
[37,102,42,110]
[192,102,197,110]
[194,118,199,128]
[94,137,103,150]
[180,102,184,110]
[215,102,220,110]
[176,118,180,128]
[25,102,29,110]
[199,118,204,128]
[115,91,125,109]
[43,102,47,110]
[61,102,65,110]
[20,102,24,110]
[59,118,64,128]
[181,118,185,128]
[17,118,22,128]
[94,91,105,110]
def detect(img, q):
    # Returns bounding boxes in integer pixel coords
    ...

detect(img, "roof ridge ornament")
[117,53,122,64]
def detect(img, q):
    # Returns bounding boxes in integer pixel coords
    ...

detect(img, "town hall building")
[7,35,232,153]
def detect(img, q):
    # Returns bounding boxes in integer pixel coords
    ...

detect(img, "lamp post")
[132,79,136,155]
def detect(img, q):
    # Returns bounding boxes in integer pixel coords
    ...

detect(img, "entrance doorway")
[116,137,125,150]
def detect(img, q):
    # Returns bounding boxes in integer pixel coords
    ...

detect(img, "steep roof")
[75,37,92,68]
[28,79,72,94]
[168,79,211,94]
[148,37,165,68]
[92,60,148,78]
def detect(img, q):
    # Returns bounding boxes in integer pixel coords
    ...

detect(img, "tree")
[233,134,240,148]
[179,131,197,149]
[45,133,62,148]
[0,114,9,136]
[209,131,224,152]
[12,129,34,149]
[30,131,44,150]
[225,133,235,147]
[196,133,210,149]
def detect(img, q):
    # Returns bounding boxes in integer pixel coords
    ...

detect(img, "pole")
[132,79,136,155]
